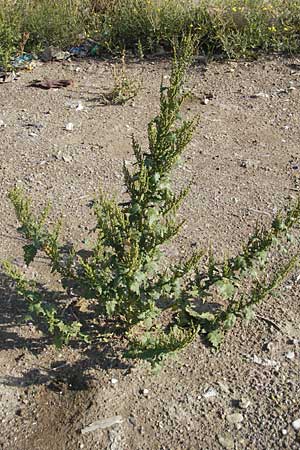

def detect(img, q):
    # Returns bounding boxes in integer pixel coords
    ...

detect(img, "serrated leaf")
[207,329,224,348]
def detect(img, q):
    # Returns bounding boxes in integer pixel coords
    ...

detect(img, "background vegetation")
[1,0,300,69]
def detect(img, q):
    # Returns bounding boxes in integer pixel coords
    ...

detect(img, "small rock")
[227,413,244,424]
[81,416,123,434]
[285,351,295,360]
[111,378,118,385]
[282,429,288,435]
[0,119,6,127]
[142,388,149,396]
[203,387,218,399]
[217,381,230,394]
[65,122,74,131]
[251,92,269,99]
[238,397,251,410]
[218,433,234,449]
[292,418,300,431]
[240,159,259,169]
[201,97,209,105]
[76,101,84,111]
[62,154,73,163]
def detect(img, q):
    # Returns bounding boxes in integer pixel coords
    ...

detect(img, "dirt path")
[0,55,300,450]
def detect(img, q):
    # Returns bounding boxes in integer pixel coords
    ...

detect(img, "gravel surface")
[0,55,300,450]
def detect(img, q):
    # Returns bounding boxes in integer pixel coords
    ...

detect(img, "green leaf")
[223,312,236,330]
[23,244,38,266]
[207,329,224,348]
[24,314,33,322]
[243,306,255,324]
[129,280,140,294]
[152,172,160,183]
[106,300,117,316]
[147,208,159,226]
[130,203,141,215]
[215,279,235,299]
[185,306,215,322]
[29,302,44,316]
[235,256,247,271]
[134,271,146,283]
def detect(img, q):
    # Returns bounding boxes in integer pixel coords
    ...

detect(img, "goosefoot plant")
[4,35,300,368]
[102,51,140,105]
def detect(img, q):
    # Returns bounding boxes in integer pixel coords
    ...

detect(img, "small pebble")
[142,389,149,396]
[65,122,74,131]
[111,378,118,385]
[217,381,230,394]
[218,433,234,449]
[76,101,84,111]
[292,418,300,431]
[251,92,269,99]
[282,429,288,436]
[227,413,244,424]
[285,351,295,360]
[238,397,251,410]
[203,387,218,399]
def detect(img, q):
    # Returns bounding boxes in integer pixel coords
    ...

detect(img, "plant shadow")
[0,270,132,392]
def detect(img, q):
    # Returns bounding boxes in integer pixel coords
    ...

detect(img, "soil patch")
[0,55,300,450]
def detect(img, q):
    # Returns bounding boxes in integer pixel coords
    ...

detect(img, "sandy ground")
[0,54,300,450]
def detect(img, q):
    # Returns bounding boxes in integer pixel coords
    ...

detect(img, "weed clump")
[102,51,141,105]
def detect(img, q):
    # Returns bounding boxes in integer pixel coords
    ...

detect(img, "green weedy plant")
[3,34,300,368]
[102,51,141,105]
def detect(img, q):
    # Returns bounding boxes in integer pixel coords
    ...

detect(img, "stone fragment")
[218,433,234,449]
[81,416,123,434]
[292,418,300,431]
[227,413,244,424]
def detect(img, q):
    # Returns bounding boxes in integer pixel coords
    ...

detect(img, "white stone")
[285,351,295,360]
[292,418,300,431]
[203,387,218,399]
[65,122,74,131]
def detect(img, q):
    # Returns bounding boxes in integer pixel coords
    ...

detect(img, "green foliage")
[126,324,199,370]
[102,51,140,105]
[2,261,87,347]
[1,0,300,69]
[4,34,300,367]
[0,2,22,70]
